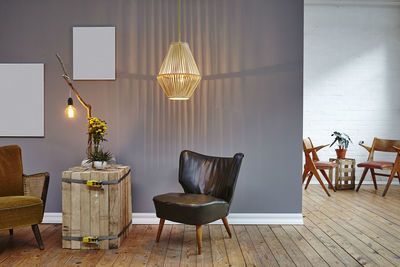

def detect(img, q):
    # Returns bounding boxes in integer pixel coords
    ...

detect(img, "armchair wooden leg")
[320,170,336,192]
[31,224,44,250]
[196,225,202,255]
[370,168,378,190]
[9,229,13,236]
[304,173,313,190]
[313,170,330,197]
[356,168,369,192]
[302,169,309,184]
[222,217,232,238]
[382,169,397,197]
[156,218,165,242]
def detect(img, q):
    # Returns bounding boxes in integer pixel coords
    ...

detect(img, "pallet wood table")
[62,165,132,249]
[328,158,356,190]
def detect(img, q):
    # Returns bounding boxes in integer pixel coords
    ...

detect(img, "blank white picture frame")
[0,63,44,137]
[73,26,115,80]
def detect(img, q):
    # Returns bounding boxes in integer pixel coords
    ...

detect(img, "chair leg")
[9,229,13,236]
[320,170,336,192]
[156,218,165,242]
[356,168,369,192]
[312,169,330,197]
[302,169,309,184]
[370,168,378,190]
[222,217,232,238]
[196,225,202,255]
[31,224,44,250]
[305,173,313,190]
[382,170,397,197]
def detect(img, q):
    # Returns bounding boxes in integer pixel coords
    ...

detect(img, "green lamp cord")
[178,0,181,42]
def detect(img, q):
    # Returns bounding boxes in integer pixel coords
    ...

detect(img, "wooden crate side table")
[62,165,132,249]
[329,158,356,190]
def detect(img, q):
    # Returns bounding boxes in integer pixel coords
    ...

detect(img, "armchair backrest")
[179,150,244,204]
[303,137,320,161]
[0,145,23,196]
[368,138,400,160]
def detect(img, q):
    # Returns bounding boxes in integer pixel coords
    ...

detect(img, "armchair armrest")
[23,172,50,211]
[393,146,400,153]
[359,141,371,152]
[304,144,329,154]
[315,144,329,152]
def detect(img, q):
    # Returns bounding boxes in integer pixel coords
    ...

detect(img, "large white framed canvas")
[73,26,115,80]
[0,63,44,137]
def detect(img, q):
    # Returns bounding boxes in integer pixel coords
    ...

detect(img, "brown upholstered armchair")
[153,150,244,254]
[0,145,49,249]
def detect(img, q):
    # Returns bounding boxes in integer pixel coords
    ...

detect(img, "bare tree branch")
[56,53,93,156]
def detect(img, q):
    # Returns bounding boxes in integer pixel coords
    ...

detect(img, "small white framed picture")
[73,26,115,80]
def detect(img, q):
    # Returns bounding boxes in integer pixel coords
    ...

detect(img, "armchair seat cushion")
[0,196,43,230]
[314,161,337,169]
[153,193,229,225]
[358,161,394,169]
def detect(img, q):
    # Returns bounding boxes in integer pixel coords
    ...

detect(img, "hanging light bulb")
[157,0,201,100]
[65,97,76,119]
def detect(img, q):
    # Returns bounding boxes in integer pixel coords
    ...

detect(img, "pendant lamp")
[157,0,201,100]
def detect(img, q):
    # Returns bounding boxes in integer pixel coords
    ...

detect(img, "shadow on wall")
[0,0,303,213]
[107,0,303,212]
[115,0,300,159]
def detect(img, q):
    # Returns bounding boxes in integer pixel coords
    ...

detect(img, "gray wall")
[0,0,303,213]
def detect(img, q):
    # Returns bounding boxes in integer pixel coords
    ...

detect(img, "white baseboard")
[132,213,303,225]
[309,180,390,185]
[42,212,62,224]
[42,212,303,225]
[305,0,400,6]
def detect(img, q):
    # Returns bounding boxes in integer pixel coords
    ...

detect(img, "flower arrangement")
[87,117,112,165]
[88,117,107,151]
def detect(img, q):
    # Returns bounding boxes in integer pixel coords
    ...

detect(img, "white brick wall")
[304,1,400,183]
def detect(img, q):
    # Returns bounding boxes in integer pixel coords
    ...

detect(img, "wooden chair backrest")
[303,137,320,161]
[369,138,400,160]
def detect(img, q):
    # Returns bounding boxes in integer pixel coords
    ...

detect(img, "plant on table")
[87,117,112,168]
[330,131,352,159]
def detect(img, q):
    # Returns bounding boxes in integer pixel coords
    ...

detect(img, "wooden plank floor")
[1,185,400,266]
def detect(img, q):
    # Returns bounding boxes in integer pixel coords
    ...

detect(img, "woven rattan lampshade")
[157,42,201,100]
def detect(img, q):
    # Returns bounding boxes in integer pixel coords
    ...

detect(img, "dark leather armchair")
[0,145,49,249]
[153,150,244,254]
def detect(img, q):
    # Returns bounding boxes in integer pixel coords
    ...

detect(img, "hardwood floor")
[1,185,400,266]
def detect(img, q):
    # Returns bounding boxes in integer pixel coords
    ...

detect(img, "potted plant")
[330,131,352,159]
[88,149,112,170]
[86,117,112,169]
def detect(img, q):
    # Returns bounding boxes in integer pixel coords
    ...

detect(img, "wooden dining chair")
[356,138,400,196]
[302,137,337,197]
